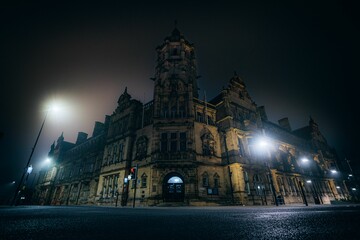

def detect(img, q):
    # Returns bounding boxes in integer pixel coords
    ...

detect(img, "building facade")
[34,27,349,207]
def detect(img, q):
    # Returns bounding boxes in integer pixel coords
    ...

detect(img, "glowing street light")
[27,165,33,174]
[301,157,309,163]
[330,169,338,174]
[45,157,52,164]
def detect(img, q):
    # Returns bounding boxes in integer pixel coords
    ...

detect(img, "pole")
[223,132,234,204]
[132,164,138,208]
[115,191,119,207]
[12,111,48,206]
[261,129,278,206]
[299,180,308,206]
[267,162,278,206]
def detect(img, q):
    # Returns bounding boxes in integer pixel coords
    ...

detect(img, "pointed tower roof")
[163,20,188,43]
[230,71,245,86]
[117,87,131,105]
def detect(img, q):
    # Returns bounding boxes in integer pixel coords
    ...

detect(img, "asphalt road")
[1,205,359,240]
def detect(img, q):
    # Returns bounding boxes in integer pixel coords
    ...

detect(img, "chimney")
[278,117,292,131]
[92,121,105,137]
[257,106,268,121]
[76,132,88,145]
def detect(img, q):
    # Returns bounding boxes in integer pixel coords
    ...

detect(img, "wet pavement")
[1,204,359,239]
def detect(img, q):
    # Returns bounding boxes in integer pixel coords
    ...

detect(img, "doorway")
[163,174,184,202]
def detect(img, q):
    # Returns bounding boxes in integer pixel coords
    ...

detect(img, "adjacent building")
[34,27,350,207]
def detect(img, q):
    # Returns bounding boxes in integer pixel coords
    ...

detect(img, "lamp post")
[298,180,308,206]
[12,110,49,206]
[299,157,310,206]
[11,101,62,206]
[257,137,278,206]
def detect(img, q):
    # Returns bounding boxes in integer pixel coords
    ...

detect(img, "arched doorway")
[163,173,184,202]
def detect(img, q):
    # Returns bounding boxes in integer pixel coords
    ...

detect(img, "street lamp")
[11,103,60,206]
[256,136,278,206]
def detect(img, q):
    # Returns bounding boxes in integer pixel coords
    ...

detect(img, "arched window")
[202,172,209,187]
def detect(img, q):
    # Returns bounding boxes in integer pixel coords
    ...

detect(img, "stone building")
[34,27,348,207]
[34,120,108,205]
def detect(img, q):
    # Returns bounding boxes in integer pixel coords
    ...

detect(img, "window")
[254,174,264,196]
[102,174,120,198]
[201,131,215,156]
[107,146,112,164]
[244,171,250,195]
[207,115,215,125]
[179,105,185,118]
[102,177,108,198]
[213,173,220,188]
[161,132,187,153]
[170,133,177,152]
[277,177,285,195]
[108,176,113,197]
[141,173,147,188]
[114,175,119,196]
[113,144,117,161]
[119,143,124,161]
[247,138,257,157]
[161,133,168,152]
[136,136,148,160]
[171,106,177,118]
[238,138,245,157]
[202,172,209,187]
[162,105,169,118]
[197,112,204,122]
[180,132,187,151]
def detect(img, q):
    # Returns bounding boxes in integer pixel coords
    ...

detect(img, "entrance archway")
[163,173,185,202]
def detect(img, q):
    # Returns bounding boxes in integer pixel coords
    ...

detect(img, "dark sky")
[0,1,358,193]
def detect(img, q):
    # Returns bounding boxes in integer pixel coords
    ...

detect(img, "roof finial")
[124,86,128,94]
[174,19,178,28]
[234,71,238,76]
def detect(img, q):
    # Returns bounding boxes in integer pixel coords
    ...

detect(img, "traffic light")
[130,167,137,180]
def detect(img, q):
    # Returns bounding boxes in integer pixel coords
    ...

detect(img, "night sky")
[0,1,358,198]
